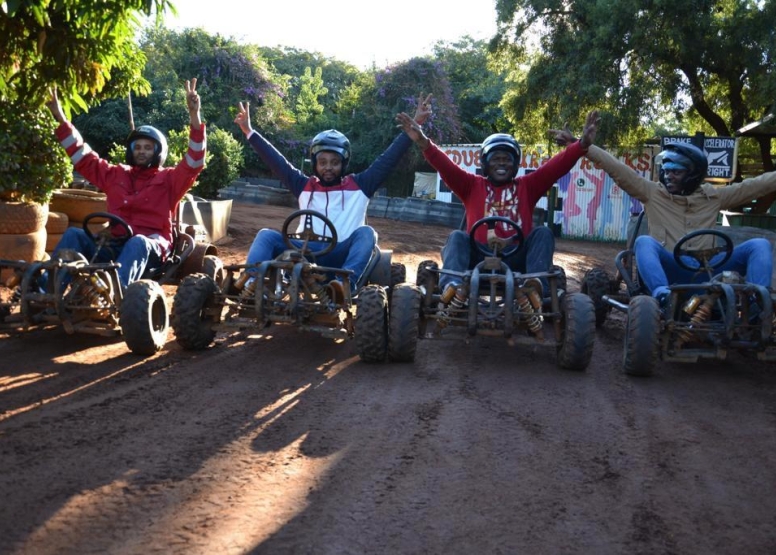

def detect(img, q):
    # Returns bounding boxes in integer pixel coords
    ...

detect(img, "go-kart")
[415,216,596,371]
[170,209,419,363]
[581,226,776,376]
[0,211,221,356]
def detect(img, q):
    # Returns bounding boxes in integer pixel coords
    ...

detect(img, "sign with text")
[436,144,561,201]
[661,135,737,181]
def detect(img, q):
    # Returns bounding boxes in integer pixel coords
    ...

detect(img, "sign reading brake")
[661,135,737,181]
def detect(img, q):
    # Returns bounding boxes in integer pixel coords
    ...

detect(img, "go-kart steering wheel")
[281,209,337,257]
[673,229,734,272]
[83,212,134,244]
[470,216,524,258]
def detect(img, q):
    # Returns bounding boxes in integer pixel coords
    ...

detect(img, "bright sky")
[158,0,499,70]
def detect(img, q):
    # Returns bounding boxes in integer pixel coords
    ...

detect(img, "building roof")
[735,112,776,137]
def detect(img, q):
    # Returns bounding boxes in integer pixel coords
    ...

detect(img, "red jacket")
[424,140,585,242]
[55,122,207,253]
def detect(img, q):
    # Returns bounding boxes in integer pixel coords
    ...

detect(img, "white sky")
[157,0,499,70]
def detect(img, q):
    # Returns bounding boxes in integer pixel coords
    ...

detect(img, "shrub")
[0,102,72,204]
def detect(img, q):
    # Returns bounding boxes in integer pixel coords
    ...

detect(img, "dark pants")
[439,226,555,294]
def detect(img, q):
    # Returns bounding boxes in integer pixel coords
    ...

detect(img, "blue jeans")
[246,225,377,293]
[45,227,163,289]
[439,226,555,293]
[635,235,773,297]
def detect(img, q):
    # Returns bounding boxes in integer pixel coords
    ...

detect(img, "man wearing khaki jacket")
[580,141,776,308]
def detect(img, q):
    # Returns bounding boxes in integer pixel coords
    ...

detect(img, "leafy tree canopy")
[433,36,510,142]
[493,0,776,162]
[0,0,174,111]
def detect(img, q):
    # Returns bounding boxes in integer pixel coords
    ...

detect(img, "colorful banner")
[437,144,659,241]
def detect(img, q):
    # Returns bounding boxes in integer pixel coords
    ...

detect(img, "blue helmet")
[659,143,708,195]
[125,125,168,168]
[480,133,521,180]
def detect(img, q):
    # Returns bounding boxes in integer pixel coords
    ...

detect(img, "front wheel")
[171,274,221,350]
[388,283,421,362]
[580,267,613,327]
[120,280,169,356]
[556,292,596,371]
[623,295,660,377]
[354,284,388,363]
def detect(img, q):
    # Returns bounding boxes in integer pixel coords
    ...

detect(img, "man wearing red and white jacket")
[396,110,599,301]
[46,79,206,289]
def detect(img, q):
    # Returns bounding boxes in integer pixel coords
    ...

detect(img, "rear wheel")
[120,280,169,356]
[390,263,407,288]
[416,260,438,292]
[171,274,221,350]
[556,292,596,371]
[388,283,421,362]
[550,264,567,293]
[415,260,438,337]
[623,295,660,377]
[581,267,613,327]
[201,254,225,285]
[354,284,388,362]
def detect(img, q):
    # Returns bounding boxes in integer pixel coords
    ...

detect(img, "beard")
[318,175,342,186]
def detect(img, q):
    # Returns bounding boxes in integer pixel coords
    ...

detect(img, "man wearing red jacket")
[395,110,599,303]
[46,79,206,289]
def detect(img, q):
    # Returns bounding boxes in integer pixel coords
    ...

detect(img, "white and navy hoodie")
[244,130,412,239]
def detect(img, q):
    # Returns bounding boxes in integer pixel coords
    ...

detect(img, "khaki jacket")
[586,145,776,250]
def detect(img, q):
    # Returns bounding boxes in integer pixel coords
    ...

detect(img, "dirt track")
[1,203,776,554]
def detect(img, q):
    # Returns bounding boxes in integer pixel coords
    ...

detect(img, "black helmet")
[310,129,351,181]
[480,133,521,180]
[125,125,168,168]
[658,143,708,195]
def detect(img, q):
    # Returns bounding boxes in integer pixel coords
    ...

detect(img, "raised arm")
[186,78,202,131]
[234,101,253,136]
[548,110,600,150]
[395,111,431,150]
[413,92,433,125]
[46,87,68,125]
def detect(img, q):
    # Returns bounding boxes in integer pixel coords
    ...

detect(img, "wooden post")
[127,91,135,131]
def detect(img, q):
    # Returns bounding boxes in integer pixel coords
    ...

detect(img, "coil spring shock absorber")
[302,270,329,303]
[676,295,715,345]
[238,277,257,301]
[518,278,544,338]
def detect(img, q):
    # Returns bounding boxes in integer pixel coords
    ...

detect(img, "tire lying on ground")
[45,211,69,235]
[0,228,47,282]
[0,202,49,235]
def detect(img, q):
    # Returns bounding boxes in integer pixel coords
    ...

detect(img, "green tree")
[259,46,361,118]
[340,58,464,197]
[433,36,509,142]
[493,0,776,171]
[71,26,294,180]
[138,27,289,136]
[1,0,172,111]
[296,66,328,130]
[0,0,173,203]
